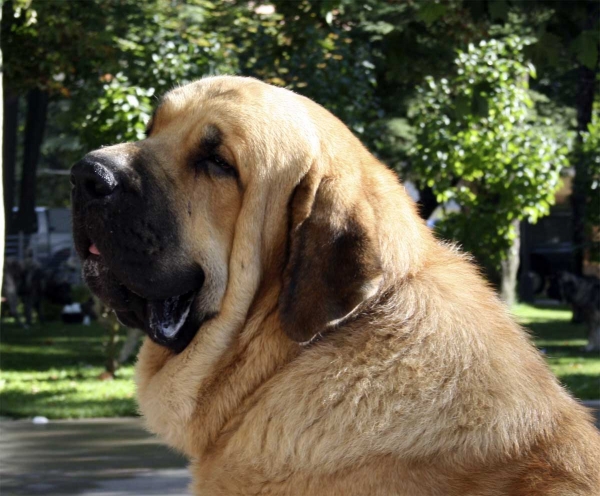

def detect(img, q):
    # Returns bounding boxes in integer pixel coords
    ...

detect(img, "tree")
[1,0,155,232]
[76,0,242,150]
[337,0,491,216]
[244,0,382,147]
[410,37,567,305]
[1,2,4,290]
[489,0,600,275]
[77,0,383,153]
[580,107,600,262]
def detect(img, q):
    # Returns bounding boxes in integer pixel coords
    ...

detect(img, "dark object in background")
[1,258,23,325]
[19,253,45,326]
[548,271,600,352]
[60,297,97,325]
[80,297,97,321]
[1,253,44,327]
[61,303,84,324]
[43,248,75,306]
[1,249,75,326]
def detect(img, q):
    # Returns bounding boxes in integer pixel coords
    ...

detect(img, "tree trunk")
[416,185,439,221]
[518,221,535,303]
[585,324,600,353]
[500,219,521,308]
[2,89,18,233]
[571,63,596,276]
[15,88,49,234]
[0,3,4,291]
[571,1,599,276]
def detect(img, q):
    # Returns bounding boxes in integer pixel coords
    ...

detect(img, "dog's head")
[71,77,422,353]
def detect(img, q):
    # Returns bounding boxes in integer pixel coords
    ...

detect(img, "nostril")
[71,157,119,199]
[85,177,115,198]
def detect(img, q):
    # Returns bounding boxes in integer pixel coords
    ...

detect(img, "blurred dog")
[548,271,600,352]
[1,258,23,325]
[1,255,43,327]
[1,251,74,327]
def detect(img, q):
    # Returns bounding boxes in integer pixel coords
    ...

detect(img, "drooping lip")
[81,252,204,352]
[146,290,197,339]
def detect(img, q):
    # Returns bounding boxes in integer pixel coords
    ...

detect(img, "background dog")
[1,254,44,327]
[548,271,600,352]
[1,250,75,327]
[72,76,600,495]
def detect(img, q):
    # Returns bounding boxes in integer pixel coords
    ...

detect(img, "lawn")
[512,304,600,401]
[0,304,598,419]
[0,320,137,419]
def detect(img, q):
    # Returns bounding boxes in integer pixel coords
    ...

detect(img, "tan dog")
[71,76,600,495]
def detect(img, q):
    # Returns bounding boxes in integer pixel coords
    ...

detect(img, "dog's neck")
[135,276,298,455]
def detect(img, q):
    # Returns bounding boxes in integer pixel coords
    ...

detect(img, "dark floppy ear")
[279,173,383,343]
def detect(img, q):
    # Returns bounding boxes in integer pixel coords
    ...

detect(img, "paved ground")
[0,418,190,495]
[1,403,599,496]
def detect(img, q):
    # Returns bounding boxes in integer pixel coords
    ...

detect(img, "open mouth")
[147,290,196,339]
[84,243,205,353]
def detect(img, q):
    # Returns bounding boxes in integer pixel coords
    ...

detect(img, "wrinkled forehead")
[147,77,320,161]
[147,79,247,136]
[148,76,320,179]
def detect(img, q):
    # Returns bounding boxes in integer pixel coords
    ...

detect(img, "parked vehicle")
[5,207,74,264]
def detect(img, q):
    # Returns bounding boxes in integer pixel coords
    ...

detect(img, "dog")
[1,250,74,327]
[1,253,44,327]
[548,271,600,352]
[1,258,23,325]
[71,76,600,495]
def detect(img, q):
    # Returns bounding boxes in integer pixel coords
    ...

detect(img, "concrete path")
[0,418,190,495]
[1,403,599,495]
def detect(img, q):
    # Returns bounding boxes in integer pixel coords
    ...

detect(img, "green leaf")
[417,2,448,26]
[471,93,489,118]
[571,31,599,70]
[454,94,471,119]
[488,0,508,21]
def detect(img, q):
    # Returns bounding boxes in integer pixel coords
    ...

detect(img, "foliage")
[338,0,490,164]
[74,0,240,149]
[2,0,597,271]
[580,109,600,261]
[410,36,567,273]
[77,0,383,150]
[79,74,155,149]
[581,110,600,228]
[1,0,144,94]
[241,1,382,145]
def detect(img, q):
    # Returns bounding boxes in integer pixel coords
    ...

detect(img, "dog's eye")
[196,156,237,179]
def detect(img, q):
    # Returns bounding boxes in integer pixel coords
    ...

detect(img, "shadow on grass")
[554,373,600,401]
[1,319,137,418]
[1,321,109,371]
[512,305,599,400]
[523,314,587,344]
[524,319,599,400]
[0,389,137,419]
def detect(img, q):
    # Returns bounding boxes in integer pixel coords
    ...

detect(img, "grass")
[0,320,137,419]
[512,304,600,400]
[0,304,598,419]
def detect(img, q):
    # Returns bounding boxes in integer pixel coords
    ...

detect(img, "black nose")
[71,155,119,200]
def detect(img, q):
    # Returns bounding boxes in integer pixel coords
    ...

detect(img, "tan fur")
[132,76,600,495]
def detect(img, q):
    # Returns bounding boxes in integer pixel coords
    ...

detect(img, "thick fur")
[95,76,598,495]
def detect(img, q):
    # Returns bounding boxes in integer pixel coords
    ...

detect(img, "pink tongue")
[89,244,101,256]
